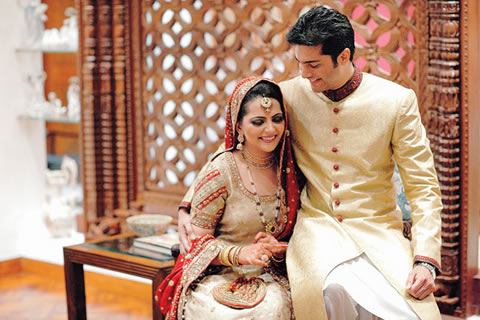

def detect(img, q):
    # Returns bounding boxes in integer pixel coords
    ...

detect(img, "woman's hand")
[254,232,288,260]
[237,233,288,266]
[237,242,276,266]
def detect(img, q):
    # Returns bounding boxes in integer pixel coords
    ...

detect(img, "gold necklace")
[242,148,275,169]
[242,154,282,234]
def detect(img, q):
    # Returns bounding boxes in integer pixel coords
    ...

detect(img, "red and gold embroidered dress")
[155,77,300,320]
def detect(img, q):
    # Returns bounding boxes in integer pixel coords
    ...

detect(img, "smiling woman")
[155,77,301,320]
[236,95,285,159]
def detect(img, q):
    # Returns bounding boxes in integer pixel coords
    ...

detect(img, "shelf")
[16,47,77,53]
[18,113,80,124]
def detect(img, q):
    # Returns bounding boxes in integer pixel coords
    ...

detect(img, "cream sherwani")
[279,73,442,320]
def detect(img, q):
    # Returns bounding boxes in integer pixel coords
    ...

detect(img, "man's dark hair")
[286,6,355,65]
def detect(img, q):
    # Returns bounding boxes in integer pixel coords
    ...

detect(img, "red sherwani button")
[334,182,339,188]
[337,215,343,222]
[332,147,338,153]
[333,127,339,133]
[335,199,341,206]
[333,164,339,170]
[333,107,340,114]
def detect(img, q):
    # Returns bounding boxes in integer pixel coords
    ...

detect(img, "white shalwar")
[323,254,420,320]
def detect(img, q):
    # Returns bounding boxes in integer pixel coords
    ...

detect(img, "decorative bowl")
[126,214,173,237]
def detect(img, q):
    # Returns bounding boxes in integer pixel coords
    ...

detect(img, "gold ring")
[261,254,269,262]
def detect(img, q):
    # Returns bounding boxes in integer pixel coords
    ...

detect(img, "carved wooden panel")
[136,0,419,214]
[77,0,477,316]
[423,1,463,316]
[78,0,128,236]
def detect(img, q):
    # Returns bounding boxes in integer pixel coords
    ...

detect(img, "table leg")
[153,269,168,320]
[64,252,86,320]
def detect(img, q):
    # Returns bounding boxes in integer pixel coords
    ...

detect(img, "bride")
[155,77,301,319]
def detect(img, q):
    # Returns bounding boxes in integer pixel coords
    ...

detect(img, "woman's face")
[236,96,285,157]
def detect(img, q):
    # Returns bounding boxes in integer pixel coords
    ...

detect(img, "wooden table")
[63,233,175,320]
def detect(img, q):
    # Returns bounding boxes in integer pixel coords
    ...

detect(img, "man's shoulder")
[279,76,311,106]
[279,76,306,92]
[360,73,417,107]
[362,73,411,93]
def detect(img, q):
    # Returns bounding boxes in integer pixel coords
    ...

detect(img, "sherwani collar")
[322,64,362,102]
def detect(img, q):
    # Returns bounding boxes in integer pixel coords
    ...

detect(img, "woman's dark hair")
[286,6,355,65]
[237,80,284,124]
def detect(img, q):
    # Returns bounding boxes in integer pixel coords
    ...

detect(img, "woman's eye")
[252,120,264,126]
[273,116,284,123]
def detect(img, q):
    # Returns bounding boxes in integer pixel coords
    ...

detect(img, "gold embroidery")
[191,162,229,229]
[212,278,267,309]
[225,152,280,202]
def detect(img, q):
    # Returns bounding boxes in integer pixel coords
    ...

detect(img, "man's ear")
[337,48,351,65]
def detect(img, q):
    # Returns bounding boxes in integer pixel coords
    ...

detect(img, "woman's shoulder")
[208,152,233,176]
[193,152,233,193]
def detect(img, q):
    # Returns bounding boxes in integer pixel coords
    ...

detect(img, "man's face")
[294,44,341,93]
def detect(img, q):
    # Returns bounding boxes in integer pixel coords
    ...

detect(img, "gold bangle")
[232,246,242,266]
[218,247,227,266]
[271,255,285,263]
[226,246,235,266]
[227,246,236,266]
[219,245,234,266]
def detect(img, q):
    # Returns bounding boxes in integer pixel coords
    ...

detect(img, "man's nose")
[300,65,311,78]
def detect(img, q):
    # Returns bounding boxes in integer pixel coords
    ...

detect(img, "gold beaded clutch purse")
[211,277,267,309]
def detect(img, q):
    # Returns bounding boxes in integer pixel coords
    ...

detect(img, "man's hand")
[178,208,195,255]
[406,265,436,300]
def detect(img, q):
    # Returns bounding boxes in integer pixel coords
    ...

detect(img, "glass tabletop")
[84,235,175,262]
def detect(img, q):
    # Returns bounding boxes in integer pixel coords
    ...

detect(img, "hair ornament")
[261,95,272,112]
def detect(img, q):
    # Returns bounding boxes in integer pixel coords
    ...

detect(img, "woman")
[155,77,300,319]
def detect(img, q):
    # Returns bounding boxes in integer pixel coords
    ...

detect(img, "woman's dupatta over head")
[155,77,300,319]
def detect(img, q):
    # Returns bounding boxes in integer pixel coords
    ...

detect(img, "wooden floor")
[0,258,152,320]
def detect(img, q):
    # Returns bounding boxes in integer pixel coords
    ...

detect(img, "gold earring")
[237,134,244,150]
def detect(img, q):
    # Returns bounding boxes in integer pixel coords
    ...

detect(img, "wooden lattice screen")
[77,0,479,317]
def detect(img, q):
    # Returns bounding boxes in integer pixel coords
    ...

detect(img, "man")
[177,6,442,320]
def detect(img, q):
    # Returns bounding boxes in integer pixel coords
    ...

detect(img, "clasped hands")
[239,232,288,267]
[178,209,287,267]
[221,232,287,267]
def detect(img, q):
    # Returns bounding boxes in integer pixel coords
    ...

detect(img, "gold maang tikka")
[261,95,272,112]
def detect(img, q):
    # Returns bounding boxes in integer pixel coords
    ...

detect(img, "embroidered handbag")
[212,277,267,309]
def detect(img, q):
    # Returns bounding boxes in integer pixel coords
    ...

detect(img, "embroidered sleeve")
[179,144,227,213]
[190,166,229,229]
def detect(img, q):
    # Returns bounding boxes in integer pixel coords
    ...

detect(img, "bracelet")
[219,245,234,266]
[232,246,242,267]
[219,245,242,267]
[415,262,436,280]
[271,255,285,263]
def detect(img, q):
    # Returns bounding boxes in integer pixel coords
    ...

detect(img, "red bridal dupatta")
[155,77,301,319]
